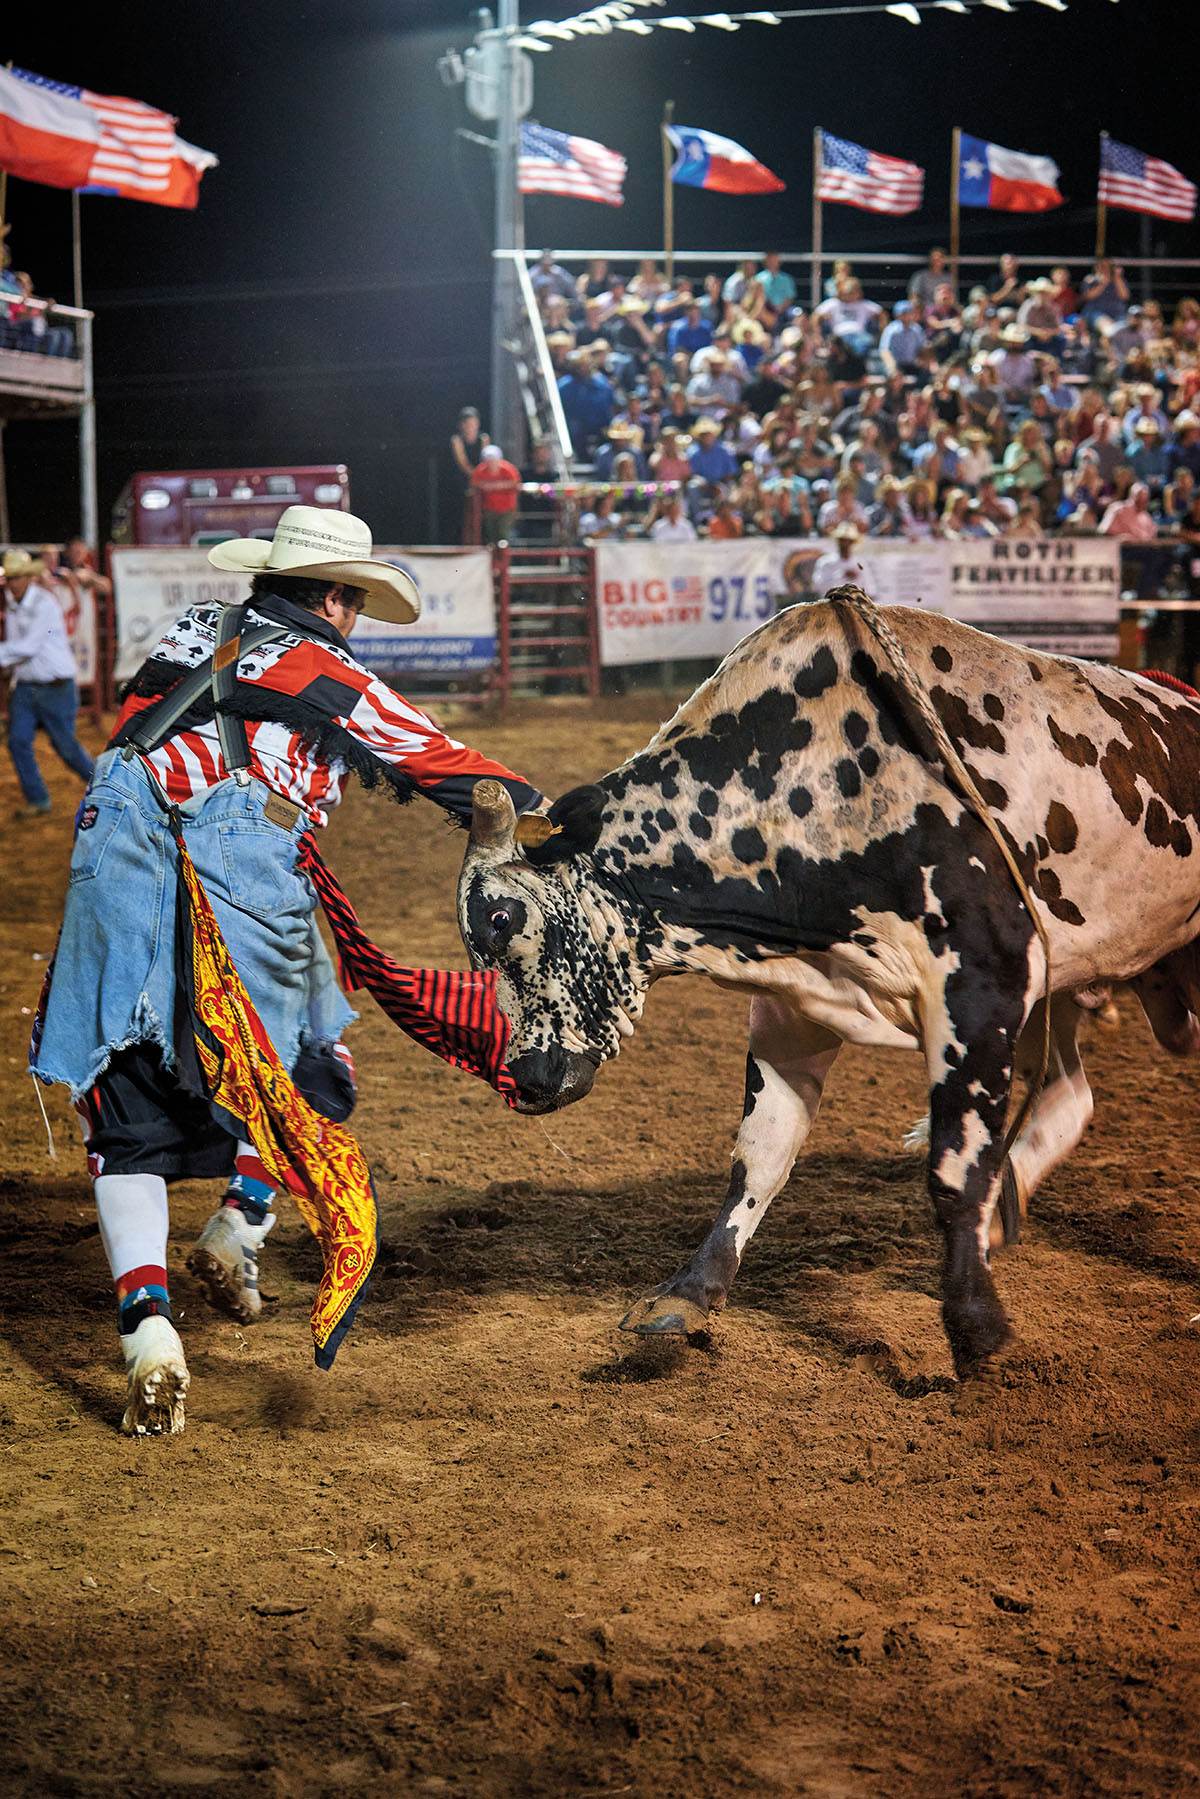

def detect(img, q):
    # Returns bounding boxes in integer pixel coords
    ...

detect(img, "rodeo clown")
[32,507,540,1436]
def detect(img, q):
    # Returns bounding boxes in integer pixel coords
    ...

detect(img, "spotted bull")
[458,593,1200,1393]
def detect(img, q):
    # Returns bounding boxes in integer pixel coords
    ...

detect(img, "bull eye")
[488,907,512,933]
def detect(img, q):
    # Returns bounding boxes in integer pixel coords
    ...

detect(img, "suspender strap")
[120,608,290,763]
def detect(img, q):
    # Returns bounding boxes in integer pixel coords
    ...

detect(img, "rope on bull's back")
[828,585,1052,1159]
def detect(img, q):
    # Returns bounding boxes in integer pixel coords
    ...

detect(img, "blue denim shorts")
[33,750,356,1100]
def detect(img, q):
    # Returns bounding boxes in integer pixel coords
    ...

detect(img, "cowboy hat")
[2,549,45,579]
[692,417,722,435]
[207,506,420,624]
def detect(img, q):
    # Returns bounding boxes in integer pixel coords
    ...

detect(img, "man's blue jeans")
[7,678,94,807]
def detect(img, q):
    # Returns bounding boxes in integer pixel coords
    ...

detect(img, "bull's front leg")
[925,979,1027,1391]
[620,997,842,1337]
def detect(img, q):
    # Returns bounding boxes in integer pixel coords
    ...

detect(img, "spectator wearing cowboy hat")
[811,522,868,599]
[988,325,1038,405]
[1167,410,1200,483]
[30,505,542,1437]
[593,422,648,483]
[687,416,739,485]
[1128,417,1170,494]
[0,548,95,817]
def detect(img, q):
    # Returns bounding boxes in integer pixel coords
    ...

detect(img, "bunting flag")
[666,125,785,196]
[958,133,1062,212]
[0,66,216,208]
[1098,136,1196,223]
[817,131,924,216]
[518,124,626,206]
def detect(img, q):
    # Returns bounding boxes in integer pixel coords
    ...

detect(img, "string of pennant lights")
[520,480,683,495]
[510,0,1104,50]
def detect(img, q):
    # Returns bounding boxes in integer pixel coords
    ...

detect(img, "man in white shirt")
[649,494,699,542]
[814,279,884,356]
[0,548,94,817]
[811,524,873,599]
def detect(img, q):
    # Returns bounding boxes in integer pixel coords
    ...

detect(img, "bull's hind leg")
[1000,995,1094,1244]
[924,978,1028,1391]
[620,997,841,1336]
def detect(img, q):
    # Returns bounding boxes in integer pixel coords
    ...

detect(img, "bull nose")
[507,1047,596,1113]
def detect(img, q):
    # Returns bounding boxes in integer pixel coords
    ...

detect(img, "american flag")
[1098,136,1196,223]
[13,66,178,201]
[816,131,924,216]
[518,124,626,208]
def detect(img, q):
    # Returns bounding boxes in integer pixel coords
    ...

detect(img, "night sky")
[2,0,1193,545]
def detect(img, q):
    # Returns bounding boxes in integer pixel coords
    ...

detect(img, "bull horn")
[469,778,518,854]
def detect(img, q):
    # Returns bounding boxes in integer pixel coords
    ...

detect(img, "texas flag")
[958,133,1062,213]
[666,125,785,196]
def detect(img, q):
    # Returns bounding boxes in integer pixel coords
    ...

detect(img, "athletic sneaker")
[187,1206,276,1324]
[120,1315,189,1436]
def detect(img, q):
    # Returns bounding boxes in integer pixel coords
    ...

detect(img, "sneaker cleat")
[187,1206,277,1324]
[120,1315,189,1436]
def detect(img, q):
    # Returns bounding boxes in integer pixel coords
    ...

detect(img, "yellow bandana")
[176,834,375,1366]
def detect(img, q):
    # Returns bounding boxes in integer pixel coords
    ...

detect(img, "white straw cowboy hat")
[207,505,420,624]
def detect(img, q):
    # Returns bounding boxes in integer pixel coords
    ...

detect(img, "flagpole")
[1096,132,1108,259]
[949,126,961,295]
[662,100,675,289]
[811,127,823,312]
[72,190,83,310]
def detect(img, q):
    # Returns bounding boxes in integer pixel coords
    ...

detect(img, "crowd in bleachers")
[0,227,76,358]
[519,248,1200,565]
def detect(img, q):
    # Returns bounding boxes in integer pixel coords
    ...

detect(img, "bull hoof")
[951,1335,1019,1414]
[619,1291,713,1337]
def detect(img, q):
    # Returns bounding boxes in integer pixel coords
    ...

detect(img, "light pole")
[443,5,531,459]
[491,0,523,458]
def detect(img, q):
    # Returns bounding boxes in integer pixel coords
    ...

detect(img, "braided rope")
[827,586,1052,1158]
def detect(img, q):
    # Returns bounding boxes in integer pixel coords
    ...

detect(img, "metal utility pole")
[445,4,530,459]
[490,0,523,458]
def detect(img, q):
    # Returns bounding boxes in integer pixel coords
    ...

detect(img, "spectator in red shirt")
[471,444,521,546]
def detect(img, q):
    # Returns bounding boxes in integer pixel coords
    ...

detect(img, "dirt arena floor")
[2,690,1200,1799]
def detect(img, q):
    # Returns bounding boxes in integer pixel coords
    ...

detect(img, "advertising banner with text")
[597,538,1120,666]
[596,539,777,666]
[110,547,495,684]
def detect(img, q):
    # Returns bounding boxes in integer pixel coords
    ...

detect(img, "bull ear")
[469,779,518,855]
[524,783,607,865]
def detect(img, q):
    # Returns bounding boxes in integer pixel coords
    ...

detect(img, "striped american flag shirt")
[111,596,539,827]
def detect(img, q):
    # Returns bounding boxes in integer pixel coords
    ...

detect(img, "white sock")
[95,1172,170,1285]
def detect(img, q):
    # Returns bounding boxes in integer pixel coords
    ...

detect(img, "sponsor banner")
[357,548,495,675]
[942,536,1121,657]
[598,538,1120,666]
[596,539,777,666]
[111,546,496,682]
[765,538,950,611]
[51,579,97,685]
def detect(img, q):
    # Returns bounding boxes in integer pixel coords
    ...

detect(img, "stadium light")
[886,3,922,19]
[700,12,742,24]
